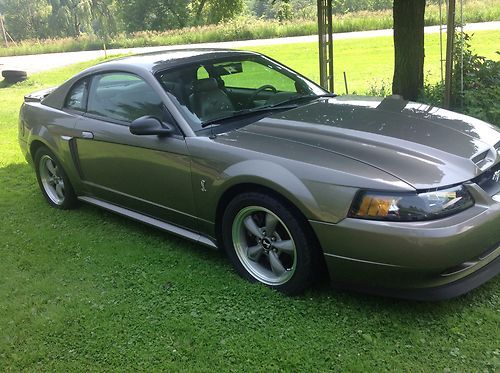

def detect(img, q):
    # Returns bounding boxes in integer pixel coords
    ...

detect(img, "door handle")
[81,131,94,139]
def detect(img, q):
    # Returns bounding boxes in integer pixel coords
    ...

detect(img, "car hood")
[239,96,500,190]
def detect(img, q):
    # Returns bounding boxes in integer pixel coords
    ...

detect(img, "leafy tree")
[118,0,243,32]
[0,0,51,39]
[47,0,114,37]
[118,0,189,32]
[191,0,245,25]
[48,0,92,37]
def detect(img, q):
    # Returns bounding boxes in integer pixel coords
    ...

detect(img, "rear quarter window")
[65,79,89,111]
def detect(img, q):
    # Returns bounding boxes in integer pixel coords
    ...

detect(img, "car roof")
[97,48,260,74]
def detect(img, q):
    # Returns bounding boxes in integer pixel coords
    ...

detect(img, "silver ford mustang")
[18,49,500,300]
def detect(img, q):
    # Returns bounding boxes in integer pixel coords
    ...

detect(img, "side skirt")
[78,196,218,249]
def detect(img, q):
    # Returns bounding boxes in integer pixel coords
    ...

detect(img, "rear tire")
[34,146,77,209]
[222,192,317,295]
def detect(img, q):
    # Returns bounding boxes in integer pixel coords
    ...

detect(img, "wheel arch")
[214,182,329,281]
[28,137,82,196]
[214,183,321,250]
[29,139,51,161]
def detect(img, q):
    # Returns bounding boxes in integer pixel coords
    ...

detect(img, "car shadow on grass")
[1,161,497,318]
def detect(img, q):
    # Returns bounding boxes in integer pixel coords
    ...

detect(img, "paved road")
[1,21,499,75]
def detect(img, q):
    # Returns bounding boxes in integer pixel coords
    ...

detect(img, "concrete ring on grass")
[2,70,28,83]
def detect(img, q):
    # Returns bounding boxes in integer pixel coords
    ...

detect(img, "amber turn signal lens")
[356,196,399,218]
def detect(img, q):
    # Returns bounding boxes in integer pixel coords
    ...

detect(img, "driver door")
[71,72,197,230]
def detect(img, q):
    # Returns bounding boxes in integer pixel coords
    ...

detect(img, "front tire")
[222,192,317,295]
[34,146,77,209]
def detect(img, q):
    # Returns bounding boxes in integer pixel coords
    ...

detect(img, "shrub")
[420,33,500,126]
[365,79,391,97]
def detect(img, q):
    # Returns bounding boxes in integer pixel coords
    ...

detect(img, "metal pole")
[460,0,464,107]
[444,0,456,109]
[317,0,334,92]
[343,71,349,94]
[326,0,334,92]
[317,0,326,89]
[439,0,444,83]
[0,14,9,48]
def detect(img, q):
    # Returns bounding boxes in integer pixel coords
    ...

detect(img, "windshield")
[156,55,327,131]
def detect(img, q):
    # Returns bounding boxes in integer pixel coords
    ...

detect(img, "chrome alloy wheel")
[232,206,297,285]
[39,154,65,205]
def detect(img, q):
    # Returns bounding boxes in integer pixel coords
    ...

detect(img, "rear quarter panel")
[20,101,83,191]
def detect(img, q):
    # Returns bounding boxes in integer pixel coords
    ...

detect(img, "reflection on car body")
[18,49,500,300]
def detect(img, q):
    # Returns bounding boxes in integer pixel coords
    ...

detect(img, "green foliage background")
[1,0,499,42]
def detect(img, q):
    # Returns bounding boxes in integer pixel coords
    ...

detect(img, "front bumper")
[311,184,500,300]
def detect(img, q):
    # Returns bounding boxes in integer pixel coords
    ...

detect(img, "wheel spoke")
[273,240,294,255]
[243,216,263,238]
[55,184,65,199]
[247,245,263,261]
[232,206,297,285]
[269,251,286,276]
[46,159,57,176]
[265,212,278,236]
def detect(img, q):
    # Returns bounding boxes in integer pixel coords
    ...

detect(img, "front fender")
[192,157,357,230]
[215,159,321,219]
[186,135,411,239]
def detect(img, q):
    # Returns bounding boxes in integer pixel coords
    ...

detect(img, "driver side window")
[87,72,165,124]
[219,60,297,92]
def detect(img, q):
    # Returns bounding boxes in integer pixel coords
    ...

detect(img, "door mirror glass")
[129,116,174,136]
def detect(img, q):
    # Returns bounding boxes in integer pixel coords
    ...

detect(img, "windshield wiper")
[269,93,337,108]
[201,104,298,128]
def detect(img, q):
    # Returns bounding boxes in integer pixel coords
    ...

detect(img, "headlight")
[349,185,474,221]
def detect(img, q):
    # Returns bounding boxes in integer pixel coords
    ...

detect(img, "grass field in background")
[0,0,499,57]
[248,29,500,94]
[0,35,499,371]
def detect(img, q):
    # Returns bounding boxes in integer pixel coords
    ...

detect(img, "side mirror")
[130,116,174,136]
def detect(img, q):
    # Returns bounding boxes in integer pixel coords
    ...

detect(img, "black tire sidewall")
[34,146,77,210]
[2,70,27,83]
[2,70,27,78]
[222,192,314,295]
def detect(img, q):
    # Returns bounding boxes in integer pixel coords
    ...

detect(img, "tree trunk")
[392,0,426,101]
[74,14,81,37]
[195,0,208,20]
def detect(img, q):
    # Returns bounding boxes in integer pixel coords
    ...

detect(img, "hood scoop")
[472,148,497,171]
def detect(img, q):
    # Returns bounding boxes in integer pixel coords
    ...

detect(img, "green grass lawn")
[247,29,500,94]
[1,37,499,371]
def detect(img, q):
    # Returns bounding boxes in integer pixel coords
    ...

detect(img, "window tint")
[220,60,296,92]
[88,73,164,123]
[65,79,88,111]
[156,55,325,131]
